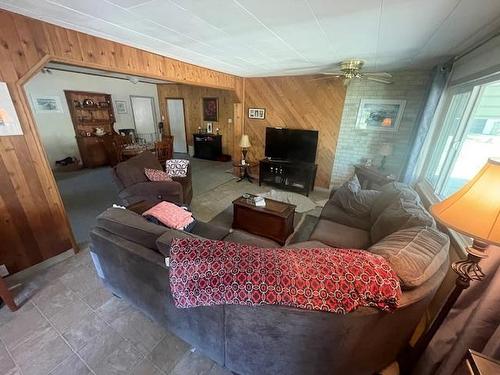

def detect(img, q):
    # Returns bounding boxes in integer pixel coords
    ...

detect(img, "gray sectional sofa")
[89,180,450,375]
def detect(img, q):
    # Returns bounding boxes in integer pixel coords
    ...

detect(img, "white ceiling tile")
[107,0,154,9]
[1,0,499,76]
[307,0,382,68]
[130,0,273,66]
[416,0,500,58]
[235,0,333,62]
[377,0,459,65]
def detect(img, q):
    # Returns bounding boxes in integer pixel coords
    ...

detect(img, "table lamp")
[239,134,251,164]
[410,158,500,366]
[378,143,393,170]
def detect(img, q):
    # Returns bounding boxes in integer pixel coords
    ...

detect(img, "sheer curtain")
[414,248,500,374]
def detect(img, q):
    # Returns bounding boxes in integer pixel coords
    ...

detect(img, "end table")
[234,162,256,183]
[0,277,18,312]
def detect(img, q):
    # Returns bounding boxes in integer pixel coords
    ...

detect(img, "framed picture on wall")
[115,100,128,114]
[248,108,266,119]
[355,99,406,131]
[31,95,64,113]
[0,82,23,136]
[203,97,218,121]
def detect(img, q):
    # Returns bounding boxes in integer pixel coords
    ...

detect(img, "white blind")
[450,34,500,86]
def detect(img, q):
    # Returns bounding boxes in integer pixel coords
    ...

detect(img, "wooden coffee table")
[232,195,295,245]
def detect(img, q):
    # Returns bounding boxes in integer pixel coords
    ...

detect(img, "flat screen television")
[265,127,318,163]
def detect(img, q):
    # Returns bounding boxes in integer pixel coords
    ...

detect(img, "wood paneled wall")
[0,8,346,274]
[157,84,236,155]
[244,76,346,188]
[0,9,241,274]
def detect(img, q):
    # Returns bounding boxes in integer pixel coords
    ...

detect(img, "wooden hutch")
[65,90,116,168]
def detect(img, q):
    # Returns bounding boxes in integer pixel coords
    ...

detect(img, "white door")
[130,96,157,141]
[167,98,187,153]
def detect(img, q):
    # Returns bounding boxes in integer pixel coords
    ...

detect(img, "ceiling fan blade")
[364,72,393,78]
[309,75,342,81]
[365,76,392,84]
[320,71,343,76]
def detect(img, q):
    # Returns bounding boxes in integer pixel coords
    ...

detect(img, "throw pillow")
[370,182,421,223]
[371,199,435,243]
[144,168,172,182]
[332,174,380,217]
[165,159,189,177]
[368,226,449,289]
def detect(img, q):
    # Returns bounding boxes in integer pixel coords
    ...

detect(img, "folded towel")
[143,201,193,230]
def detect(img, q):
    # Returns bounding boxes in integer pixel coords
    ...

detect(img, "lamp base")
[241,148,248,164]
[399,239,490,374]
[379,155,387,170]
[453,239,488,287]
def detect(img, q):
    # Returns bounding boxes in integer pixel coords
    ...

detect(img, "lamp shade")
[430,158,500,246]
[239,134,251,148]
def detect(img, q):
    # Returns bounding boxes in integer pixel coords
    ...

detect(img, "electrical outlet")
[0,264,9,277]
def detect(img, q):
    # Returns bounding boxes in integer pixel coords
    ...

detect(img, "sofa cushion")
[96,208,168,251]
[371,199,435,243]
[332,175,380,217]
[310,219,371,249]
[320,201,371,231]
[368,226,449,289]
[370,182,421,223]
[191,222,230,241]
[114,151,163,188]
[224,230,280,248]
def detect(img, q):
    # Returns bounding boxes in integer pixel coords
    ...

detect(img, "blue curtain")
[402,61,453,184]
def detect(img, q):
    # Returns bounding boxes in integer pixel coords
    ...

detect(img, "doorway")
[166,98,188,153]
[130,95,158,142]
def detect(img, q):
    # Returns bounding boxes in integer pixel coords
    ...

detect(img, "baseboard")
[313,186,330,193]
[6,249,75,284]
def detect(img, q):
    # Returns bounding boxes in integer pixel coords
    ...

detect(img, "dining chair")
[155,136,174,168]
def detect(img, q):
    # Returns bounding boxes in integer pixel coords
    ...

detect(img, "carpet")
[257,189,318,213]
[286,214,319,245]
[54,166,120,246]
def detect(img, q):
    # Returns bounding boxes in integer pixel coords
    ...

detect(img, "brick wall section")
[330,70,431,187]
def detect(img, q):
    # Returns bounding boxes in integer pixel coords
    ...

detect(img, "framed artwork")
[355,99,406,131]
[203,97,218,122]
[115,100,128,114]
[31,95,63,113]
[248,108,266,119]
[0,82,23,136]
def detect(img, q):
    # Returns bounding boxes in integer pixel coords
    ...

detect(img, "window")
[424,80,500,199]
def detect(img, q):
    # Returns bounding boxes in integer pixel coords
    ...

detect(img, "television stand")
[259,159,317,196]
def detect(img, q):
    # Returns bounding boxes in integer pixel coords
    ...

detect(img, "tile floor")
[0,248,231,375]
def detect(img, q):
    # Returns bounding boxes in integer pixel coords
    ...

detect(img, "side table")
[233,162,256,183]
[465,349,500,375]
[354,164,396,189]
[0,277,18,312]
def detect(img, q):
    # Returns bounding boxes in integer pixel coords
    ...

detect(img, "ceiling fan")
[310,59,393,86]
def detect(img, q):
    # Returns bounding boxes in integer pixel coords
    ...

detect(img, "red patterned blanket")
[169,238,401,314]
